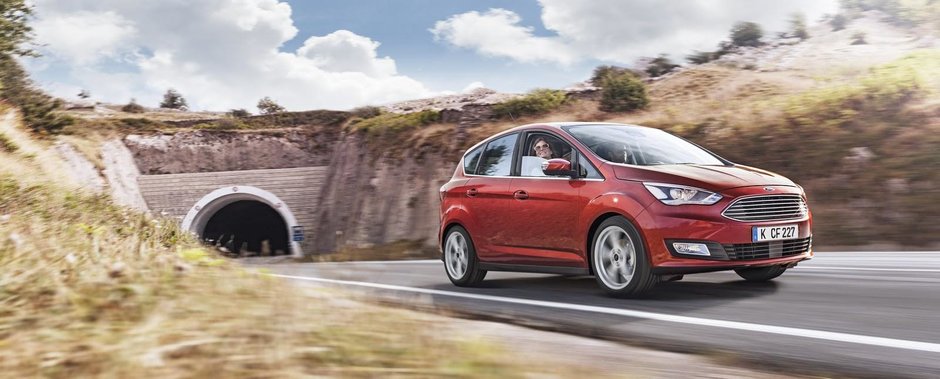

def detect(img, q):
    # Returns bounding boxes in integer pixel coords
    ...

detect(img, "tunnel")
[200,200,290,256]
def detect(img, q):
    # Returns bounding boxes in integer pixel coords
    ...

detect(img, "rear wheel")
[591,216,658,297]
[734,265,787,282]
[443,226,487,286]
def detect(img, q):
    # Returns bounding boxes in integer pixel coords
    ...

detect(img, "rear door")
[464,133,518,261]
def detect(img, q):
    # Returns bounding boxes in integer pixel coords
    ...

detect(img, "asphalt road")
[266,252,940,378]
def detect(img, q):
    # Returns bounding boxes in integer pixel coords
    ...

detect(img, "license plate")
[752,225,798,242]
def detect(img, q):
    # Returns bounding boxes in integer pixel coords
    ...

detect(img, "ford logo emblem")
[764,187,775,191]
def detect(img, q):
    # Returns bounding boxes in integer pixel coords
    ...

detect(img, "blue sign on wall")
[292,226,304,242]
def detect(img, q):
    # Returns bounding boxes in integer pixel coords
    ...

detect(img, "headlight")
[643,183,722,206]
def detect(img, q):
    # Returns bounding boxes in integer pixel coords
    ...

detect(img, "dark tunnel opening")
[201,200,289,256]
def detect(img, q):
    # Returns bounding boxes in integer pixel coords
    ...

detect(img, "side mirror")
[541,158,577,178]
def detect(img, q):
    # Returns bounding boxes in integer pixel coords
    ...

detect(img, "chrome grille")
[722,194,807,222]
[723,237,812,260]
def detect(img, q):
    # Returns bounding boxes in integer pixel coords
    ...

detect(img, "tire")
[443,226,487,286]
[734,265,787,282]
[590,216,658,297]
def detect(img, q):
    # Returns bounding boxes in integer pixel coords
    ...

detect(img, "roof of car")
[508,121,646,131]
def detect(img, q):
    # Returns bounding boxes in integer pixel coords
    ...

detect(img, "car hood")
[612,163,796,191]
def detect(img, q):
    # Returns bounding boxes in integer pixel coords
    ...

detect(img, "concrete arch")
[182,185,303,257]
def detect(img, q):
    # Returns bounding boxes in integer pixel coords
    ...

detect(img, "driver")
[532,137,556,159]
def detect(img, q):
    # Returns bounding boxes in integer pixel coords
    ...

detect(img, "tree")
[0,0,36,58]
[686,50,717,64]
[598,72,649,112]
[789,13,809,40]
[256,96,285,114]
[121,98,145,113]
[590,65,644,87]
[0,1,73,134]
[159,88,188,110]
[730,21,763,47]
[227,108,250,117]
[645,54,680,77]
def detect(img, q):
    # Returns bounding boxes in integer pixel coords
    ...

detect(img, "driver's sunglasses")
[534,143,551,150]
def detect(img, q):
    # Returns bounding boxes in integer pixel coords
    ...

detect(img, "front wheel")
[443,226,487,286]
[591,216,658,297]
[734,265,787,282]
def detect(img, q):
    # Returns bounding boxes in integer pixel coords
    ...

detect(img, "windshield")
[564,124,726,166]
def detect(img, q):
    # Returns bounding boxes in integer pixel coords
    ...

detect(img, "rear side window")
[463,146,483,175]
[477,133,518,176]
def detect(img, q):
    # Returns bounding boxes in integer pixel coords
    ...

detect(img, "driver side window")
[521,133,572,177]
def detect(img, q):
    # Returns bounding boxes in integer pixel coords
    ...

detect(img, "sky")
[24,0,838,112]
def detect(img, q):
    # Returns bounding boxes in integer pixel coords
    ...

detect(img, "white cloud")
[298,30,397,77]
[32,10,136,64]
[430,8,577,65]
[29,0,434,111]
[433,0,839,65]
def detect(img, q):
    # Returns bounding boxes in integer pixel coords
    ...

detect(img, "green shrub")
[121,99,145,113]
[351,109,440,134]
[645,55,680,77]
[159,88,188,110]
[257,96,285,115]
[590,65,644,86]
[0,132,18,152]
[492,89,567,119]
[686,50,718,64]
[117,118,163,130]
[350,105,383,119]
[599,73,649,112]
[730,21,763,47]
[193,118,249,130]
[227,108,250,117]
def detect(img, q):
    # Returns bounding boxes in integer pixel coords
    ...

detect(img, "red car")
[439,122,812,297]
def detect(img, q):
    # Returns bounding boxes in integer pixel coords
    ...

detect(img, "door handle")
[513,190,529,200]
[466,188,478,197]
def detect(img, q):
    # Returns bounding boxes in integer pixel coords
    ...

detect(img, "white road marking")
[313,259,439,265]
[800,266,940,273]
[270,273,940,353]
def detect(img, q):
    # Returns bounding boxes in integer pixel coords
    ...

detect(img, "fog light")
[673,242,711,256]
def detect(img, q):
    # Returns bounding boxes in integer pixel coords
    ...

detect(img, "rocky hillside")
[57,11,940,251]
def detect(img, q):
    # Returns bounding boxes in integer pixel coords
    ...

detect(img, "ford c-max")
[439,122,812,297]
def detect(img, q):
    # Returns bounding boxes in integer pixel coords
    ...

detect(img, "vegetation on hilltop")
[492,89,568,119]
[840,0,940,31]
[639,50,940,246]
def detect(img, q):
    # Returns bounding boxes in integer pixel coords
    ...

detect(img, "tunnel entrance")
[201,200,289,256]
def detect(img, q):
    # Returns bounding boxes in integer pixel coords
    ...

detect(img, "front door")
[504,132,589,267]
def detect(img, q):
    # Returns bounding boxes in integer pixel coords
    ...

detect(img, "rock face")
[124,129,455,254]
[125,129,338,174]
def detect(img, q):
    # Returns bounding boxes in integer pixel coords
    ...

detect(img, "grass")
[0,111,598,378]
[0,132,17,152]
[643,50,940,246]
[349,109,440,134]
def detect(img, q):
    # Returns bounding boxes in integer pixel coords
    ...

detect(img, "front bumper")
[634,185,813,274]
